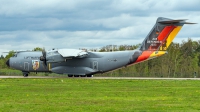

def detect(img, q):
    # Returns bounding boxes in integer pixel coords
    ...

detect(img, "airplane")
[6,17,196,77]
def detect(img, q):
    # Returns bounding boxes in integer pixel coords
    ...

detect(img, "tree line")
[1,39,200,77]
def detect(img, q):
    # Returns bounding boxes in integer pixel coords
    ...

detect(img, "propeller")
[40,48,47,67]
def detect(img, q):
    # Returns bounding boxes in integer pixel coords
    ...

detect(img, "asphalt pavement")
[0,76,200,80]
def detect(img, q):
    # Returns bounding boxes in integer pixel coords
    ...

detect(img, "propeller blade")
[40,48,47,68]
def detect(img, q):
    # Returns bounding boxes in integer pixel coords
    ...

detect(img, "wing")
[58,49,88,58]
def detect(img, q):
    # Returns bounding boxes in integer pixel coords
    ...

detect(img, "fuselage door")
[93,61,98,70]
[24,62,29,71]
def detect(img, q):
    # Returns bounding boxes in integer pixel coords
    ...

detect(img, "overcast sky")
[0,0,200,55]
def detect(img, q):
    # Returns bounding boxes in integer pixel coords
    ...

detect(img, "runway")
[0,76,200,80]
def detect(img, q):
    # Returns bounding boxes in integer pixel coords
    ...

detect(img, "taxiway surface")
[0,76,200,80]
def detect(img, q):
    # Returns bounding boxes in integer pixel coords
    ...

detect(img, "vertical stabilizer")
[132,17,196,64]
[139,17,194,51]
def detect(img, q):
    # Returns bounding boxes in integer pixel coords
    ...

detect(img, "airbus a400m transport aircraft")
[6,17,195,77]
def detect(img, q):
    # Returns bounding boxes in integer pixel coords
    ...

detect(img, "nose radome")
[6,59,10,67]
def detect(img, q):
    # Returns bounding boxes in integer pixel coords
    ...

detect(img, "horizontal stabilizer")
[183,22,197,24]
[158,18,197,24]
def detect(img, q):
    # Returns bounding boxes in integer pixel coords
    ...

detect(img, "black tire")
[86,75,92,77]
[68,75,73,77]
[81,75,86,77]
[23,74,28,77]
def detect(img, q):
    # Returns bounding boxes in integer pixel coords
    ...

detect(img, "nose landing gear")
[22,71,29,77]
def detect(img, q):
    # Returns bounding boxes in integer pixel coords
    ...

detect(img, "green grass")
[0,69,62,76]
[0,79,200,112]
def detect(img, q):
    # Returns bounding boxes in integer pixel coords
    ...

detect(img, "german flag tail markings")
[129,17,196,64]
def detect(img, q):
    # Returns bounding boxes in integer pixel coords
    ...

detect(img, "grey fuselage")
[7,49,141,75]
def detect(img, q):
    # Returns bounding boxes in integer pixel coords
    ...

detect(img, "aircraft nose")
[6,59,10,67]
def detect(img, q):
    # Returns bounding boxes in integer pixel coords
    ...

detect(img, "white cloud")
[0,0,78,16]
[0,0,199,56]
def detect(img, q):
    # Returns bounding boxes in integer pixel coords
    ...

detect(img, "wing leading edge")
[58,49,88,58]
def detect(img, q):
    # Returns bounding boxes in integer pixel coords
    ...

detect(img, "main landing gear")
[68,74,93,77]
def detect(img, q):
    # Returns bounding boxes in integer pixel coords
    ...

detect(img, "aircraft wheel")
[68,75,73,77]
[81,75,86,77]
[23,73,28,77]
[86,75,92,77]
